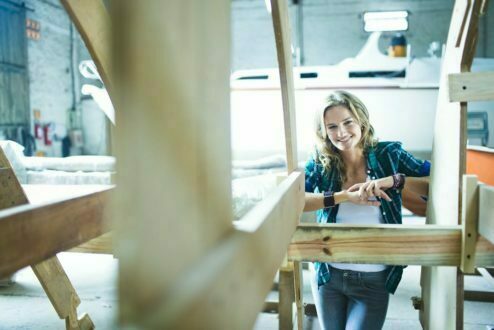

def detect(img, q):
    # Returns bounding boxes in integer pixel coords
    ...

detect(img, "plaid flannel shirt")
[305,141,431,294]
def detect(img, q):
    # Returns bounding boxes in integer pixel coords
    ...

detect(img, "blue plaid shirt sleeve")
[305,157,317,193]
[396,144,431,177]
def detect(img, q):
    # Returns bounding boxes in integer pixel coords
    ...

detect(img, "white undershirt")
[329,180,387,272]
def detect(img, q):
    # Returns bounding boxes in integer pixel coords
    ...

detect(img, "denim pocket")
[360,272,387,291]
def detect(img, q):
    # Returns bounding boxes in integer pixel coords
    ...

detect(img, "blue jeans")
[311,265,390,330]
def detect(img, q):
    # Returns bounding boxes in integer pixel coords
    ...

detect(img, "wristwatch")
[323,191,335,208]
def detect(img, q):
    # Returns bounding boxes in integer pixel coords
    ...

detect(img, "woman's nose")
[336,124,346,136]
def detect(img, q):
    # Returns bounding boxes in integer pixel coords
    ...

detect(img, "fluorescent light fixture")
[363,11,409,32]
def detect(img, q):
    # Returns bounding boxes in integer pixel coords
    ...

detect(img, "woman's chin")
[335,141,355,151]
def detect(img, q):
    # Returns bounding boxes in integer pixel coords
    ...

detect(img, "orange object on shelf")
[466,146,494,185]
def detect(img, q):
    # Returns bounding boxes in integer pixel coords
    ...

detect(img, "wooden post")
[270,0,298,173]
[461,175,479,273]
[270,1,302,327]
[293,261,304,330]
[113,1,303,327]
[421,0,483,328]
[61,0,112,94]
[279,263,295,330]
[32,257,94,330]
[61,0,115,154]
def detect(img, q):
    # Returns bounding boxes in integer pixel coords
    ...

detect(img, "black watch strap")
[323,191,335,208]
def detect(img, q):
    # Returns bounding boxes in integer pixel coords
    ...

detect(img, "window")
[363,11,408,32]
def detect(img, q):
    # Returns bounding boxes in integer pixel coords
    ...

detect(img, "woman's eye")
[344,120,353,125]
[327,126,336,130]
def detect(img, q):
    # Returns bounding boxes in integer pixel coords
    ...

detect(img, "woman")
[304,90,430,330]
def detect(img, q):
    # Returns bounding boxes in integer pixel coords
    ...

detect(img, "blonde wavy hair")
[314,90,378,183]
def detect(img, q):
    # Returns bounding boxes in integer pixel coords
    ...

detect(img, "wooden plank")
[289,224,461,266]
[0,189,112,277]
[0,167,29,209]
[288,224,494,267]
[31,257,81,319]
[461,175,479,273]
[128,171,304,329]
[479,184,494,244]
[69,232,113,254]
[0,148,29,208]
[0,147,95,328]
[449,71,494,102]
[421,0,483,328]
[270,0,298,172]
[113,1,234,325]
[33,257,95,329]
[279,267,295,330]
[464,290,494,302]
[475,235,494,266]
[61,0,112,95]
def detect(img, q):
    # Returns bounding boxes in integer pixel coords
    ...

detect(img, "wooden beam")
[288,223,494,267]
[61,0,113,94]
[270,0,298,172]
[449,71,494,102]
[1,147,96,328]
[461,175,479,273]
[32,257,95,330]
[479,184,494,244]
[279,267,295,330]
[69,232,113,254]
[422,0,483,328]
[129,171,304,329]
[289,224,461,266]
[464,290,494,302]
[0,188,112,277]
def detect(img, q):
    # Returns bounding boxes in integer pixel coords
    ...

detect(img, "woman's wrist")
[334,191,348,205]
[321,191,348,208]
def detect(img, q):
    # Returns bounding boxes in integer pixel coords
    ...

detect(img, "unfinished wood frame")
[0,147,96,329]
[0,188,112,277]
[269,0,304,328]
[288,223,494,267]
[2,0,493,329]
[421,0,483,328]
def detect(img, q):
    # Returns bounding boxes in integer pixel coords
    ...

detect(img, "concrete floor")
[1,253,493,329]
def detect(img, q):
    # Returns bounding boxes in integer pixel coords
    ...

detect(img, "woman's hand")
[348,176,394,202]
[344,190,382,206]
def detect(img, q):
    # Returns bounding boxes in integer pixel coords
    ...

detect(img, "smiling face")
[323,105,362,152]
